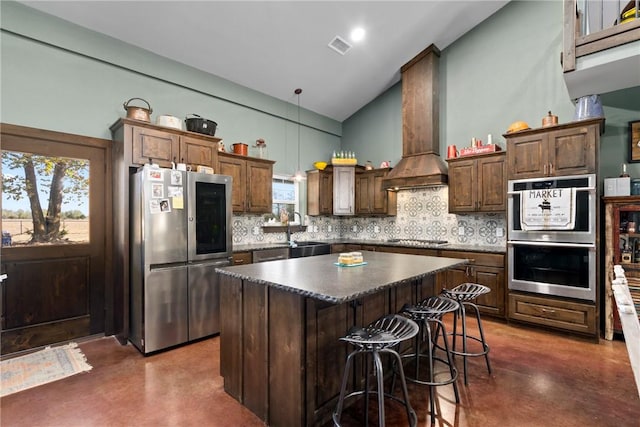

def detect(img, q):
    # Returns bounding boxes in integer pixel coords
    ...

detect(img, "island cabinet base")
[219,273,435,426]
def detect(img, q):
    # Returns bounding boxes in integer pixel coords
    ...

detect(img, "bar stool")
[333,314,419,427]
[441,283,492,385]
[397,296,460,424]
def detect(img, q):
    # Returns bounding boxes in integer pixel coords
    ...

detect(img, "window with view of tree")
[272,175,299,222]
[1,151,90,246]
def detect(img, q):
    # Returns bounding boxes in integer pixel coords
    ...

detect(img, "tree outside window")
[2,151,89,246]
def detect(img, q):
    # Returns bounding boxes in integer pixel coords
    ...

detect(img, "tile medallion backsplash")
[233,186,506,248]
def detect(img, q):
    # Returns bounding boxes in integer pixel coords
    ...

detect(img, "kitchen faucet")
[287,212,303,247]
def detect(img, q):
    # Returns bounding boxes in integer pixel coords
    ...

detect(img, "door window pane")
[2,151,90,246]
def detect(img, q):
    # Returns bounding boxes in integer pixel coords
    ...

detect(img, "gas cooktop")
[386,239,449,246]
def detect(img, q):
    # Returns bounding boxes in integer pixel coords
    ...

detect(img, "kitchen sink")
[289,241,331,258]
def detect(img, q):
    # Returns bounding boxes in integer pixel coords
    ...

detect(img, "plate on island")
[334,261,368,267]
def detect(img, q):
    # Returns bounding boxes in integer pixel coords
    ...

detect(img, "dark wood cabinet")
[309,167,397,217]
[447,152,505,213]
[220,270,436,427]
[307,169,333,216]
[508,292,597,336]
[505,119,602,180]
[217,152,274,213]
[355,168,397,215]
[232,251,252,265]
[438,250,506,318]
[603,196,640,340]
[125,120,221,169]
[180,135,218,168]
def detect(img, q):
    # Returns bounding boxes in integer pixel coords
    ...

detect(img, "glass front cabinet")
[603,196,640,340]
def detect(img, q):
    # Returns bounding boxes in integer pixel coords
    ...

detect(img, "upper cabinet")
[117,119,220,169]
[307,169,333,216]
[505,119,602,180]
[355,168,397,216]
[217,152,274,214]
[447,152,505,213]
[308,166,397,216]
[111,119,274,215]
[333,166,356,216]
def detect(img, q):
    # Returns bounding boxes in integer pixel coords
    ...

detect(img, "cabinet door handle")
[549,163,554,175]
[544,164,547,175]
[541,308,556,314]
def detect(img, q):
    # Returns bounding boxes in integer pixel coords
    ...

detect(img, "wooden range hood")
[382,44,448,190]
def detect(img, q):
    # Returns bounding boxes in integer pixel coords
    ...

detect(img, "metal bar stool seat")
[441,283,492,385]
[333,314,419,427]
[397,296,460,423]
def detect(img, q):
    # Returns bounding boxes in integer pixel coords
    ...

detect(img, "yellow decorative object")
[622,7,637,20]
[314,161,328,170]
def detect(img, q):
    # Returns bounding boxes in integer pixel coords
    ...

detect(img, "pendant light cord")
[295,88,302,180]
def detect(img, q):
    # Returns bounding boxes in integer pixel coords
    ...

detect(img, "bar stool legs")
[396,296,460,424]
[443,283,492,385]
[333,314,419,427]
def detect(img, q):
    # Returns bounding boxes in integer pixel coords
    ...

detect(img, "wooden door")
[179,135,218,169]
[246,160,272,213]
[1,124,110,355]
[131,125,179,167]
[547,124,597,176]
[477,153,506,212]
[506,133,548,180]
[354,172,371,214]
[333,166,354,215]
[318,171,333,215]
[475,266,505,317]
[217,154,246,212]
[448,159,476,212]
[371,169,395,215]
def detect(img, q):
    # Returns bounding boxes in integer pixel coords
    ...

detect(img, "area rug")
[0,342,92,397]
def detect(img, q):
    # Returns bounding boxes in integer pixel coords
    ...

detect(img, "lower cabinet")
[438,250,506,318]
[232,252,252,265]
[508,292,597,337]
[219,272,436,427]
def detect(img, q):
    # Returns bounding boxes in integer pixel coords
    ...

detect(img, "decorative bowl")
[314,161,328,170]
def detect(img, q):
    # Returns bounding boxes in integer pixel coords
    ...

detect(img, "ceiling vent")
[328,36,352,55]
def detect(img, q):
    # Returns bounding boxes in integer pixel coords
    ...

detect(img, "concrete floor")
[1,318,639,427]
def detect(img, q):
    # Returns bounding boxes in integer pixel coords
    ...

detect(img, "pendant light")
[293,88,305,182]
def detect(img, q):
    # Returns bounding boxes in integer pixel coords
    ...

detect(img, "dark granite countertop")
[216,251,467,304]
[232,239,505,254]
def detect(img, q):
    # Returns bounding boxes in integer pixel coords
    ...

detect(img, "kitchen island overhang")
[215,251,467,426]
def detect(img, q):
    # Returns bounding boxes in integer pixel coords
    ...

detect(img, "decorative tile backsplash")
[233,186,506,248]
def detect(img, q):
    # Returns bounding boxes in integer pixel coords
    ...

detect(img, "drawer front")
[252,247,289,263]
[439,250,504,267]
[232,252,252,265]
[508,293,596,335]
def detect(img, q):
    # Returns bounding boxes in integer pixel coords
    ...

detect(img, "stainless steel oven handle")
[508,240,595,249]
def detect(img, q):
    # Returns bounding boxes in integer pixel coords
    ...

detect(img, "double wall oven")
[507,174,596,301]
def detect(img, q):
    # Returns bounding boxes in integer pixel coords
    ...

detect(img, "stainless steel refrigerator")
[130,165,232,354]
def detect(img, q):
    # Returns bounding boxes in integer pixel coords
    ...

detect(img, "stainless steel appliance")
[130,165,232,354]
[507,174,596,301]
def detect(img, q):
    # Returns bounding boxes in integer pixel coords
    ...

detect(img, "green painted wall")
[0,1,341,181]
[2,0,639,189]
[343,0,640,181]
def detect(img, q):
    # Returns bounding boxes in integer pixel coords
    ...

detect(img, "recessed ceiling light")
[350,27,365,43]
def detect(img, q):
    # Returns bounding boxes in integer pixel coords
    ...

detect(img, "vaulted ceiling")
[21,1,510,121]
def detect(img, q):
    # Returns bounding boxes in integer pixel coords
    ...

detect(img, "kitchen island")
[215,251,466,426]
